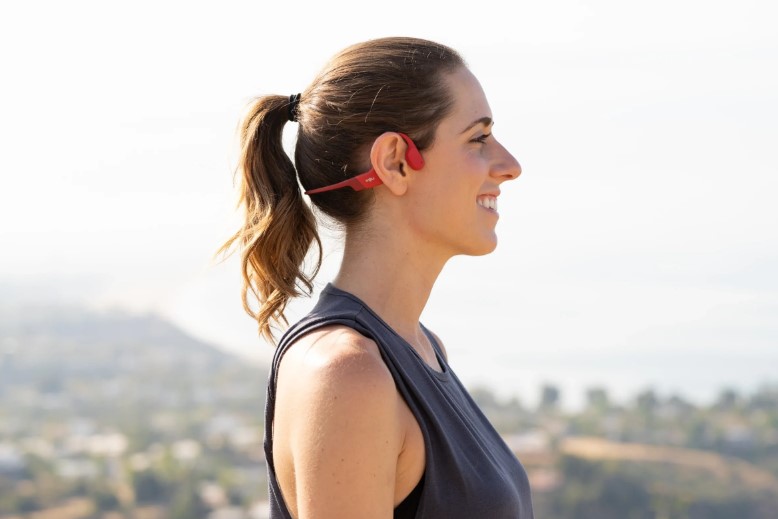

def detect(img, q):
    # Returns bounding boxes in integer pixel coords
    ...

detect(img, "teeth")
[477,196,497,211]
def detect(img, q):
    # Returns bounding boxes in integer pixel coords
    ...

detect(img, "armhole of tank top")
[393,473,425,518]
[266,316,376,519]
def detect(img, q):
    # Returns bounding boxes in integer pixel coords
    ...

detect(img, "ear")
[370,132,411,196]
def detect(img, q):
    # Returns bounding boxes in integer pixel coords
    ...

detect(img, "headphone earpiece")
[399,133,425,170]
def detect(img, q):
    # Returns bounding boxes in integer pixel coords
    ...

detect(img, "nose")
[490,140,522,181]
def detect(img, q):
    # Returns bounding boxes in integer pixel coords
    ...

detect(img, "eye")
[471,133,492,144]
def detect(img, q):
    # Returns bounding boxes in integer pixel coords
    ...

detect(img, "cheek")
[407,190,457,233]
[459,151,490,179]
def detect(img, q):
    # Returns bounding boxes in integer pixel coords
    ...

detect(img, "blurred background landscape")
[1,305,776,518]
[1,0,777,517]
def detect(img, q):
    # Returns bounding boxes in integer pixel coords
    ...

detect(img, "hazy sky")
[2,1,776,407]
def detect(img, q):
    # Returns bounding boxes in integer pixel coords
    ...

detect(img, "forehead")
[438,68,492,135]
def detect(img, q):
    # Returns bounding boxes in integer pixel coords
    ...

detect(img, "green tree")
[586,387,610,412]
[90,485,120,511]
[636,389,658,414]
[132,470,166,503]
[714,387,740,410]
[540,384,561,411]
[169,480,209,519]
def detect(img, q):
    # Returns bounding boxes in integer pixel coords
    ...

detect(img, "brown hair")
[220,37,465,342]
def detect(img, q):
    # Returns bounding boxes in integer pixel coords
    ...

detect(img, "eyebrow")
[460,116,493,134]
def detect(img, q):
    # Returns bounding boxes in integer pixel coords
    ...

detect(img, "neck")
[332,228,449,349]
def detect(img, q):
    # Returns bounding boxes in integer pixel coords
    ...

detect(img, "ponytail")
[219,95,321,343]
[221,38,465,342]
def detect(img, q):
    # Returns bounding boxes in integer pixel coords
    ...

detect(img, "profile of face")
[399,67,522,258]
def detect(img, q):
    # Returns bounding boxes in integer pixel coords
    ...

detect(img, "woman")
[223,37,533,518]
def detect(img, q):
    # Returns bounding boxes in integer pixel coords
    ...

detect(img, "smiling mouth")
[477,195,498,212]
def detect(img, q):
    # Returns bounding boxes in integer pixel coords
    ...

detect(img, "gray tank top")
[264,284,534,518]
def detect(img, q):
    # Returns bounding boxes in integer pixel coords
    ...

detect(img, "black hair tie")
[288,93,301,122]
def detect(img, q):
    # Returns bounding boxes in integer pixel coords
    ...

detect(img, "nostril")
[506,153,522,179]
[494,157,521,180]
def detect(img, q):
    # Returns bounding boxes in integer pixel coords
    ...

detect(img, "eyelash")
[472,134,492,144]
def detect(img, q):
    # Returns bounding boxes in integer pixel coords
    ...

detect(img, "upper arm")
[274,327,403,519]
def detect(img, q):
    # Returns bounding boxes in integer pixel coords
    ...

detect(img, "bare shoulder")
[278,325,395,398]
[274,324,401,438]
[273,325,403,518]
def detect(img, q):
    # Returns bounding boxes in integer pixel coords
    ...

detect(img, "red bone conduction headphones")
[304,133,425,195]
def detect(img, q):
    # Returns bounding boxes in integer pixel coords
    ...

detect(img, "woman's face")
[403,67,521,258]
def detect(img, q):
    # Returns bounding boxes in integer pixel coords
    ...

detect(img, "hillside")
[561,436,778,495]
[0,305,253,390]
[0,304,270,517]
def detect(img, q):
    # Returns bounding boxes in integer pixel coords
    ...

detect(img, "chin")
[461,235,498,256]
